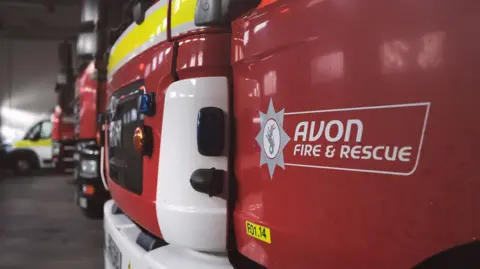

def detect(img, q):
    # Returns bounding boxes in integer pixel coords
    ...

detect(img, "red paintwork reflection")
[232,0,479,268]
[176,33,231,80]
[258,0,278,9]
[76,61,106,140]
[51,105,74,141]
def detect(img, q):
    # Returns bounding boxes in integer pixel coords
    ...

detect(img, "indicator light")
[96,131,102,145]
[133,126,153,157]
[96,128,105,146]
[138,93,156,116]
[197,107,225,156]
[133,127,145,154]
[82,184,95,195]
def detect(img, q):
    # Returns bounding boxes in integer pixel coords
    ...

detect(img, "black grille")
[74,99,81,137]
[107,80,144,195]
[61,139,77,158]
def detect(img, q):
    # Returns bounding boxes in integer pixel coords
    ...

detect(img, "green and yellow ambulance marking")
[13,138,52,148]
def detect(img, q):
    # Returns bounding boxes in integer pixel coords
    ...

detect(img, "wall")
[0,38,60,142]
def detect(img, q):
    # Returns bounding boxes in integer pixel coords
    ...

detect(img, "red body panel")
[51,105,74,141]
[106,31,231,237]
[232,0,479,268]
[105,0,231,237]
[106,41,175,237]
[75,61,106,140]
[176,33,231,80]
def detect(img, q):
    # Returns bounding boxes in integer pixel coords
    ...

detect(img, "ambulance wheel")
[13,157,36,176]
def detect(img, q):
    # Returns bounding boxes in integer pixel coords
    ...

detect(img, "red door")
[232,0,480,268]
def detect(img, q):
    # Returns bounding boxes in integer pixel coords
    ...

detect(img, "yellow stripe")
[13,139,52,148]
[107,0,200,76]
[171,0,197,29]
[108,3,169,74]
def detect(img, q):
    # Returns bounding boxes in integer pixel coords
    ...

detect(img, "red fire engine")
[51,105,74,171]
[72,0,116,217]
[101,0,479,268]
[51,41,76,173]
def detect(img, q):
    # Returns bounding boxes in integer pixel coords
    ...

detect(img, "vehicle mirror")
[77,31,98,58]
[54,83,62,93]
[79,21,95,32]
[133,0,154,25]
[54,73,67,93]
[57,41,74,111]
[194,0,261,27]
[58,41,73,71]
[57,73,67,85]
[81,0,99,25]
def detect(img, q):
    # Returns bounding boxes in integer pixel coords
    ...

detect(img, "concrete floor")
[0,172,104,269]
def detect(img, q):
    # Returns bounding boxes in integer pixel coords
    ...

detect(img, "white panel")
[104,200,149,269]
[157,77,229,251]
[104,200,233,269]
[146,245,233,269]
[31,145,53,167]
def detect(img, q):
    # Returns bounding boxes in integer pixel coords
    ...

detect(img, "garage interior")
[0,1,478,269]
[0,1,104,268]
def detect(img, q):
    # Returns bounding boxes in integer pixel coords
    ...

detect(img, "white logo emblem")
[256,99,290,179]
[263,119,281,159]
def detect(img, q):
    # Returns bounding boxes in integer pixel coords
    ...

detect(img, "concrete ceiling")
[0,0,81,40]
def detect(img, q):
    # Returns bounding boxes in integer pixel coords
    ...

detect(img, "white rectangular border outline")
[283,102,431,176]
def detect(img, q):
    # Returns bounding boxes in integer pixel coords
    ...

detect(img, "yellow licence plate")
[246,221,271,244]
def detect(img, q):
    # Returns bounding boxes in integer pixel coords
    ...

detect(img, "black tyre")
[13,158,34,176]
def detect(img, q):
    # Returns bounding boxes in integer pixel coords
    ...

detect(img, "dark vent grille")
[107,80,144,195]
[74,99,81,137]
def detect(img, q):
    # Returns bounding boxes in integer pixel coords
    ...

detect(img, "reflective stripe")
[12,139,53,163]
[171,21,199,38]
[170,0,203,37]
[107,0,203,80]
[13,139,52,148]
[108,0,169,77]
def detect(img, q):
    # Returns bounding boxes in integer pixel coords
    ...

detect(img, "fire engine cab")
[51,41,76,173]
[72,0,116,217]
[99,0,479,269]
[72,60,110,218]
[51,105,75,172]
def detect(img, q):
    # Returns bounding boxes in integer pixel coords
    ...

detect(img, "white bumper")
[104,200,233,269]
